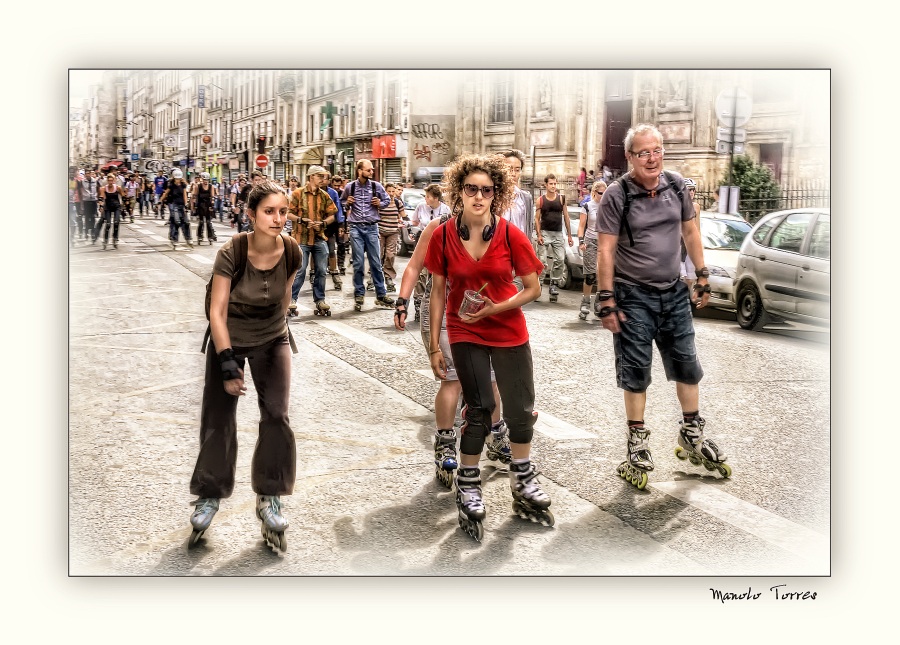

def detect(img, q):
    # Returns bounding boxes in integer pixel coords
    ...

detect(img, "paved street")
[69,215,830,576]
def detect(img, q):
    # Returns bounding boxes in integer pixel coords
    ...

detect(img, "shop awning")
[100,160,124,170]
[293,146,323,164]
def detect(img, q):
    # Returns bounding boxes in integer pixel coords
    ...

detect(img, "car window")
[753,220,775,245]
[403,193,424,211]
[769,213,813,254]
[700,218,752,250]
[807,214,830,259]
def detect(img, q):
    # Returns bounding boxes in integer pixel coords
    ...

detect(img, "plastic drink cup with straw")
[459,282,489,318]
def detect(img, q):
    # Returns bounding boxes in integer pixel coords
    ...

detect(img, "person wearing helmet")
[189,172,218,245]
[679,178,701,292]
[159,168,193,249]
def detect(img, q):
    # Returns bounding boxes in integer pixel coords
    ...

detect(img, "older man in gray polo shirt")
[595,123,730,491]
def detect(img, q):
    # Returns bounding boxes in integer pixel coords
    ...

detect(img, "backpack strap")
[442,221,448,277]
[617,177,635,247]
[281,233,301,354]
[201,232,250,353]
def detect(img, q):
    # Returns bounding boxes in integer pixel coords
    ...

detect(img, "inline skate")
[485,419,512,465]
[256,494,288,552]
[354,295,365,311]
[549,280,559,302]
[332,273,342,290]
[674,416,731,478]
[616,425,653,490]
[288,299,299,317]
[509,461,554,527]
[385,278,397,293]
[314,300,332,317]
[455,467,486,542]
[374,294,395,309]
[366,279,375,292]
[434,428,458,489]
[188,497,219,546]
[579,296,590,320]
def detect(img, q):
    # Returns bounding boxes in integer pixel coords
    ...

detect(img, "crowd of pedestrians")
[71,122,731,548]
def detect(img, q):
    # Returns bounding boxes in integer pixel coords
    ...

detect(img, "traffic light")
[257,136,267,154]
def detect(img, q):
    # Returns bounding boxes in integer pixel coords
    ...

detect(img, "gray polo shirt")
[595,171,694,289]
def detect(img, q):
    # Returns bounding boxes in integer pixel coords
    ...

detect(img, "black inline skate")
[509,461,554,527]
[354,295,365,311]
[434,428,458,489]
[616,425,653,490]
[674,416,731,478]
[455,467,486,542]
[549,280,559,302]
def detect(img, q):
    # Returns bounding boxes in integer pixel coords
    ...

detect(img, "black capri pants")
[450,341,537,456]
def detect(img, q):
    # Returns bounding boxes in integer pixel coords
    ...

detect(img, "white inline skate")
[257,495,288,552]
[579,296,591,320]
[485,419,512,465]
[434,428,458,489]
[616,425,653,490]
[674,416,731,478]
[188,497,219,546]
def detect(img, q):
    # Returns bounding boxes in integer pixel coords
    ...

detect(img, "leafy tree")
[728,155,781,223]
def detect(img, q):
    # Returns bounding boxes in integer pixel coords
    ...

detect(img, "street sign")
[198,85,206,109]
[131,153,139,161]
[202,135,212,144]
[716,140,745,155]
[164,135,177,147]
[715,88,752,128]
[716,126,747,143]
[255,154,269,169]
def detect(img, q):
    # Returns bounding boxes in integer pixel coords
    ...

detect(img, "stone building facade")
[73,69,828,200]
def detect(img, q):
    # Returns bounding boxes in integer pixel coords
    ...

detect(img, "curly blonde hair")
[442,153,515,220]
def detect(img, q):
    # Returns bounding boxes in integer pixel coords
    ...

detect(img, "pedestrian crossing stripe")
[185,254,213,264]
[314,319,407,354]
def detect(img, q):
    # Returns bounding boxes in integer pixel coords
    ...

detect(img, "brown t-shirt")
[212,236,291,347]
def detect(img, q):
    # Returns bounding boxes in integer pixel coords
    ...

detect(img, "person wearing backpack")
[189,180,301,552]
[594,124,729,492]
[159,169,193,249]
[340,159,395,311]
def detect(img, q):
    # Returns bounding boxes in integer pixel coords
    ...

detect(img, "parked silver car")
[399,188,426,256]
[685,211,753,310]
[732,208,830,330]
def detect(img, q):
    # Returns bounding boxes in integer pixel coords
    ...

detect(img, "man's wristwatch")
[695,267,710,279]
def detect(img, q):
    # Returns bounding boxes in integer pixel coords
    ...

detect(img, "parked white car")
[687,211,753,310]
[733,208,830,330]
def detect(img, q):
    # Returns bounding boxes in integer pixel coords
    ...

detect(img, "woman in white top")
[577,181,607,319]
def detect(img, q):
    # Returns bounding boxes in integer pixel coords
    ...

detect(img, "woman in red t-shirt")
[424,153,554,540]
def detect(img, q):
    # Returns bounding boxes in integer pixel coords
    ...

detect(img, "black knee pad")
[505,410,538,444]
[584,272,597,286]
[459,406,491,454]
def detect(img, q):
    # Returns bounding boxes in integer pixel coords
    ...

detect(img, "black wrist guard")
[597,290,615,302]
[695,267,710,278]
[217,348,241,381]
[598,306,621,318]
[692,283,711,294]
[395,296,408,309]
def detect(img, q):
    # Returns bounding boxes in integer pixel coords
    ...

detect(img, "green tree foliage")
[729,155,781,223]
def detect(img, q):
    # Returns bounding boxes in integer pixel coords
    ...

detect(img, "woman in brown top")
[188,181,301,552]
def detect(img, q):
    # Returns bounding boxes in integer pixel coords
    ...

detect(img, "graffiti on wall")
[410,115,455,174]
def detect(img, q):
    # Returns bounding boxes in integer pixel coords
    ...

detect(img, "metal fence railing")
[695,182,830,224]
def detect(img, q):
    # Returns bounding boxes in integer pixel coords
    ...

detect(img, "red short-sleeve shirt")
[424,217,544,347]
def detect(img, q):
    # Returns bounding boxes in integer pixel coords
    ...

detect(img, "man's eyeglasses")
[632,148,665,161]
[462,184,495,198]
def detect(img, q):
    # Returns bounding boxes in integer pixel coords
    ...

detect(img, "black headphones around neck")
[457,214,497,241]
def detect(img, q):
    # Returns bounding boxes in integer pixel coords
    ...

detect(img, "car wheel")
[736,282,766,331]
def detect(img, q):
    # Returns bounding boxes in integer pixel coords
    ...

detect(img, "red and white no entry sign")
[255,154,269,168]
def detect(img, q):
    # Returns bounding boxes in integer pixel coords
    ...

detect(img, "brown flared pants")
[189,335,296,499]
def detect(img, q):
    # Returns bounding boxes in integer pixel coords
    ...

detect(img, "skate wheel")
[189,529,204,546]
[717,463,732,478]
[539,509,555,528]
[689,455,702,466]
[703,461,716,471]
[634,470,648,490]
[674,446,687,460]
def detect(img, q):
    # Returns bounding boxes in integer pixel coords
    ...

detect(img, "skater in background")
[394,208,511,490]
[534,174,573,303]
[287,165,337,317]
[498,149,536,292]
[94,171,124,250]
[159,169,193,249]
[410,183,451,319]
[189,172,218,245]
[424,153,552,541]
[576,181,607,320]
[595,124,730,491]
[188,180,301,551]
[322,171,345,291]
